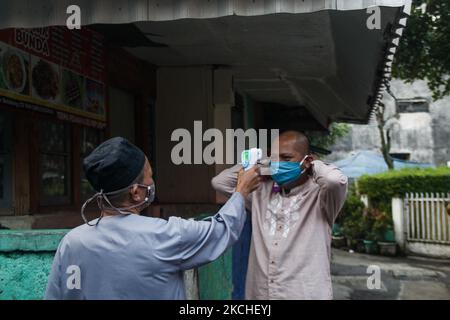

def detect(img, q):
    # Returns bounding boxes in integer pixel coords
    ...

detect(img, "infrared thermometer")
[241,148,263,171]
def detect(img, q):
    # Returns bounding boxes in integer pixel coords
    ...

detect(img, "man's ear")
[303,155,314,170]
[130,185,141,202]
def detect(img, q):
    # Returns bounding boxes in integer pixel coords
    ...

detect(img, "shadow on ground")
[331,248,450,300]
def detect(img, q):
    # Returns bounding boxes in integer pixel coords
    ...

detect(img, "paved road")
[331,248,450,300]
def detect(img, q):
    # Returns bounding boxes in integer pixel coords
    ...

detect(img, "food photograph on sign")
[0,43,30,96]
[31,56,60,103]
[61,68,84,110]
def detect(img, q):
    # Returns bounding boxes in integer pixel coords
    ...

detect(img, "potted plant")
[378,241,397,256]
[371,210,397,256]
[338,187,366,251]
[363,231,379,254]
[362,208,380,254]
[341,211,365,251]
[383,227,395,242]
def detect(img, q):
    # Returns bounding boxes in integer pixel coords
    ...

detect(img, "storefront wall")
[0,42,157,229]
[0,42,241,229]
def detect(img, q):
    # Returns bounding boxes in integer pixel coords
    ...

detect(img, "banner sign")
[0,26,106,127]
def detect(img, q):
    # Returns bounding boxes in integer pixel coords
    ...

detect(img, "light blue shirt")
[44,192,245,300]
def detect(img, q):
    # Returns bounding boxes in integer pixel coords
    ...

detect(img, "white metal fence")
[404,193,450,244]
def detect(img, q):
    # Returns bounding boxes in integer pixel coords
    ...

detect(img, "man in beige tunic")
[212,131,348,299]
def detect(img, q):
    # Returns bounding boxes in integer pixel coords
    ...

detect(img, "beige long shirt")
[212,160,348,300]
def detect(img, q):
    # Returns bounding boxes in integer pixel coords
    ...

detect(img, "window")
[396,98,429,113]
[40,121,71,205]
[0,112,12,210]
[80,127,104,200]
[390,153,410,161]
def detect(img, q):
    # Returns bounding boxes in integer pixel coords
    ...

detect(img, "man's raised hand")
[235,166,262,198]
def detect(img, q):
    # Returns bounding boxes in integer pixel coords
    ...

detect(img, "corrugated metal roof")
[0,0,411,28]
[0,0,412,125]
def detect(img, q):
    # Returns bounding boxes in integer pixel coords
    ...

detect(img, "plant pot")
[332,236,346,248]
[332,224,341,236]
[363,240,378,254]
[378,242,397,256]
[384,229,395,242]
[355,239,366,253]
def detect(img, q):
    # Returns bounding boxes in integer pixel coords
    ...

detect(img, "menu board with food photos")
[0,27,106,128]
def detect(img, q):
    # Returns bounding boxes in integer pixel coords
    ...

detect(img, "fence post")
[392,197,406,252]
[360,194,369,208]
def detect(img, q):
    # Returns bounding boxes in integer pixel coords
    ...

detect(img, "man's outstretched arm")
[211,164,252,209]
[161,167,260,271]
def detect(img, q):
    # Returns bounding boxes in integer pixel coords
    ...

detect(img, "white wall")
[327,79,450,166]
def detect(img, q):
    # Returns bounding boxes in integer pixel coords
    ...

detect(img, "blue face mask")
[270,156,309,186]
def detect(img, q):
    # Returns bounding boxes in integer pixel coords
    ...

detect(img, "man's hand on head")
[236,166,262,198]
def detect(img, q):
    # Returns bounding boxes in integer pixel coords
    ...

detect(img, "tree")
[393,0,450,100]
[373,101,399,170]
[309,123,350,150]
[374,0,448,168]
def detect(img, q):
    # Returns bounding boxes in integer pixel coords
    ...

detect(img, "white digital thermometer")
[241,148,262,171]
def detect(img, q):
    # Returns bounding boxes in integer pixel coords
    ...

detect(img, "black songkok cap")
[83,137,145,193]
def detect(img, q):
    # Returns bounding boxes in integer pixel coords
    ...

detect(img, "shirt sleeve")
[44,241,63,300]
[312,160,348,227]
[211,164,252,210]
[172,192,247,271]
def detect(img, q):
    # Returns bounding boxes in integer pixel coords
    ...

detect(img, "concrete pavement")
[331,248,450,300]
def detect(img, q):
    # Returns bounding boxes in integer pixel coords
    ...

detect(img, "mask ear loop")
[81,184,154,226]
[143,184,151,203]
[300,154,309,165]
[81,190,104,227]
[101,191,135,215]
[100,184,148,215]
[95,191,105,226]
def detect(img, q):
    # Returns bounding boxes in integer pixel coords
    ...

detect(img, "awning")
[0,0,412,127]
[333,150,435,179]
[0,0,411,26]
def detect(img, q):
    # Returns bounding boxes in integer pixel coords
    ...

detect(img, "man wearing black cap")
[44,137,261,300]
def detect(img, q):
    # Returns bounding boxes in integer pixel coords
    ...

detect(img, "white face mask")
[81,183,156,226]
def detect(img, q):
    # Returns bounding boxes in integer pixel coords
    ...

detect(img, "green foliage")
[341,212,366,240]
[336,185,364,223]
[363,208,394,241]
[358,167,450,210]
[340,167,450,242]
[339,195,394,242]
[309,123,350,149]
[339,186,366,239]
[393,0,450,99]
